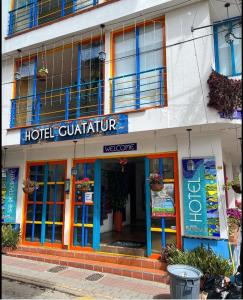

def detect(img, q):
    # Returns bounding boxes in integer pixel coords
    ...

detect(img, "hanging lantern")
[119,158,128,172]
[98,24,106,62]
[186,128,195,171]
[15,72,21,81]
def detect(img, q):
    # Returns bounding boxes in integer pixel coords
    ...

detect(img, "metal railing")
[110,67,166,113]
[8,0,99,36]
[10,79,104,128]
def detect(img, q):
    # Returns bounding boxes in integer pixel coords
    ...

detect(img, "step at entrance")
[5,245,169,284]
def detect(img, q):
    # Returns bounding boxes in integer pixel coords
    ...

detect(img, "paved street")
[2,278,76,299]
[2,255,170,299]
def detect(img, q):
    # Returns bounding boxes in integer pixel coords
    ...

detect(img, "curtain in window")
[139,23,163,107]
[114,31,136,112]
[233,23,242,75]
[217,24,232,76]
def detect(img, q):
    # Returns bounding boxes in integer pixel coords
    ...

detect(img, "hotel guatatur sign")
[20,114,128,145]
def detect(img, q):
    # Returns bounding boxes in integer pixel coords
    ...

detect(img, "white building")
[2,0,242,260]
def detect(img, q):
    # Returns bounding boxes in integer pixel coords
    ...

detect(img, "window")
[214,18,242,77]
[111,18,166,113]
[11,38,104,128]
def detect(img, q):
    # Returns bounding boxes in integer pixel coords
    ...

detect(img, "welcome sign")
[182,157,220,238]
[20,114,128,145]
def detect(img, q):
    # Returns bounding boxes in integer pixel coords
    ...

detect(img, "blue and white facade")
[2,0,242,259]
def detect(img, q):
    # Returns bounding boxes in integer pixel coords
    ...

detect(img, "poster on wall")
[151,184,175,217]
[182,158,220,238]
[1,168,19,223]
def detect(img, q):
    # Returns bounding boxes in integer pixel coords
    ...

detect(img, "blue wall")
[183,237,230,259]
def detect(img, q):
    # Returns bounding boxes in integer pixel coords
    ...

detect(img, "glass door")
[71,160,95,248]
[145,153,181,257]
[24,161,66,246]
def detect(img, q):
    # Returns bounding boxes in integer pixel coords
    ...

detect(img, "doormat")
[109,241,146,248]
[47,265,67,273]
[85,273,104,281]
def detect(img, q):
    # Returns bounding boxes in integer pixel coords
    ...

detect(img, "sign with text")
[151,185,175,217]
[182,158,220,238]
[103,143,137,153]
[2,168,19,223]
[20,114,128,145]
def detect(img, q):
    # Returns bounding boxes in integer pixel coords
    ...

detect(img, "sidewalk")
[2,255,170,299]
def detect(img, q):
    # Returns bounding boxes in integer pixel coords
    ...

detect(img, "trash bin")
[167,264,202,299]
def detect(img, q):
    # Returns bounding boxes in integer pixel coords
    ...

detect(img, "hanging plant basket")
[37,68,48,81]
[150,183,163,192]
[76,178,91,193]
[232,184,241,194]
[22,179,39,195]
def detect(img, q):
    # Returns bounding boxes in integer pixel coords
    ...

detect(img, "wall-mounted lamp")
[98,24,106,62]
[71,140,78,176]
[186,128,195,171]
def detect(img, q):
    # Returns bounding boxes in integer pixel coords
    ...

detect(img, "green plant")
[161,244,233,277]
[2,224,21,249]
[149,173,163,185]
[224,176,241,193]
[207,70,242,119]
[77,177,91,191]
[107,171,128,212]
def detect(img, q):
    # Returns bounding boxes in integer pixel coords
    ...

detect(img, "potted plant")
[226,208,242,245]
[37,67,48,80]
[77,177,91,192]
[2,224,21,253]
[224,176,242,194]
[107,171,128,232]
[149,173,163,191]
[22,178,39,194]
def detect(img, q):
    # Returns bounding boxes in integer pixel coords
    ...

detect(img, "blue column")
[61,0,65,17]
[76,44,81,118]
[159,159,166,248]
[159,69,164,106]
[10,100,16,128]
[93,160,101,250]
[135,27,140,110]
[31,166,38,242]
[8,11,14,36]
[112,78,115,113]
[73,0,77,12]
[65,88,70,120]
[145,157,151,256]
[29,3,33,28]
[31,56,38,125]
[98,80,102,115]
[35,94,40,124]
[33,0,38,27]
[41,164,49,244]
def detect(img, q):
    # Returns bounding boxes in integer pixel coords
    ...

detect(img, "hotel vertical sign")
[182,157,220,238]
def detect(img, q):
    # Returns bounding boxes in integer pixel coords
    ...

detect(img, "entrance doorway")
[23,161,66,246]
[100,157,147,256]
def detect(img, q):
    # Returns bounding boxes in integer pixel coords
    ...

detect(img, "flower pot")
[232,184,241,194]
[23,186,35,194]
[228,224,240,245]
[150,183,163,192]
[114,211,123,232]
[80,188,90,192]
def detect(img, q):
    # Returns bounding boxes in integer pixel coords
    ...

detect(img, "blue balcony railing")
[10,79,104,128]
[110,67,166,113]
[8,0,99,36]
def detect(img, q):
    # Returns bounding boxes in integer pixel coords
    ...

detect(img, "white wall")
[2,0,241,148]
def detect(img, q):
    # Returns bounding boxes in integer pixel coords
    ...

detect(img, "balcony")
[10,80,104,128]
[110,68,166,113]
[8,0,107,36]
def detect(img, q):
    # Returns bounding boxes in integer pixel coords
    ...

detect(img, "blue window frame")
[213,17,242,77]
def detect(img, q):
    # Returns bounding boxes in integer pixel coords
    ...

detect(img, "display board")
[182,158,220,238]
[151,183,175,217]
[2,168,19,223]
